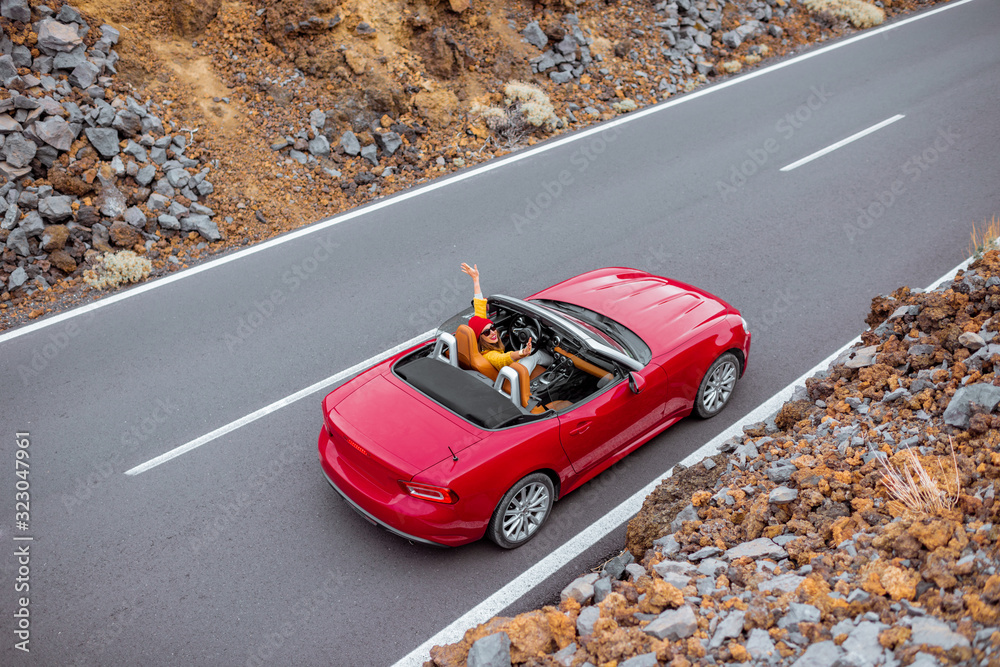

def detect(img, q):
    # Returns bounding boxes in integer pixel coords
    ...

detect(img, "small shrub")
[503,80,558,130]
[83,250,152,290]
[970,216,1000,261]
[472,80,559,146]
[802,0,884,29]
[719,60,742,74]
[612,98,637,114]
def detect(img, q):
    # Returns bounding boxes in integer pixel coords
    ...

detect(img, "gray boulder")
[112,110,142,136]
[522,21,548,49]
[791,641,843,667]
[374,131,402,156]
[85,127,120,157]
[576,606,600,637]
[100,24,120,44]
[135,164,157,186]
[906,616,970,651]
[769,486,798,504]
[6,227,29,255]
[308,135,330,157]
[0,113,23,133]
[32,116,74,151]
[165,167,190,189]
[757,573,805,594]
[146,193,170,211]
[710,610,745,648]
[943,383,1000,429]
[560,573,598,604]
[620,654,657,667]
[69,61,100,89]
[0,54,17,81]
[2,133,36,168]
[340,130,360,156]
[38,195,73,222]
[157,214,180,230]
[309,109,326,128]
[778,602,821,629]
[670,503,699,532]
[746,627,777,662]
[53,45,88,71]
[725,537,787,561]
[1,0,31,23]
[467,632,511,667]
[181,214,220,241]
[124,206,146,227]
[8,265,28,290]
[18,210,44,236]
[37,19,84,53]
[643,605,697,641]
[360,143,378,166]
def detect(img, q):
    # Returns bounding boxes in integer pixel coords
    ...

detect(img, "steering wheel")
[511,316,541,347]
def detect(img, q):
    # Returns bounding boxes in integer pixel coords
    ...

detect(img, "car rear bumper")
[320,466,445,548]
[318,428,483,547]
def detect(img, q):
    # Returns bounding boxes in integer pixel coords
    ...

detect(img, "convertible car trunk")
[329,372,482,479]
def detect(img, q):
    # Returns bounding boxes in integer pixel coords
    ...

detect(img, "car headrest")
[455,324,499,381]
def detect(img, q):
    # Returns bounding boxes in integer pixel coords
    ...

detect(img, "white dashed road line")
[123,330,434,475]
[780,114,906,172]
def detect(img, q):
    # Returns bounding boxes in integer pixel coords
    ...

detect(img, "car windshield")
[532,299,652,365]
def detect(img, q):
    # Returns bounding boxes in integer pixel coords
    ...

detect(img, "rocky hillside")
[1,0,943,329]
[425,251,1000,667]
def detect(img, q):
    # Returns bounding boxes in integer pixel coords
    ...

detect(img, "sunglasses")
[481,326,495,336]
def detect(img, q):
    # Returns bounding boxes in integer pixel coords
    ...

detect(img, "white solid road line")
[0,0,976,346]
[389,256,971,667]
[124,330,434,475]
[780,114,906,172]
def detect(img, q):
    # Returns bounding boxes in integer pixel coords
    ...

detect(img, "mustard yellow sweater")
[474,297,515,370]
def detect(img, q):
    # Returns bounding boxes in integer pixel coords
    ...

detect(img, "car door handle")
[569,421,592,435]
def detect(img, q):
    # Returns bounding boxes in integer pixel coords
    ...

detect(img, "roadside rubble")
[0,0,222,299]
[426,252,1000,667]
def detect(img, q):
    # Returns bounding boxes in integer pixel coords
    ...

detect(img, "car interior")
[394,301,623,426]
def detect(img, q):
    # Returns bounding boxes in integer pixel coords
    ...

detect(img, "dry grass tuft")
[472,80,559,146]
[83,250,152,290]
[878,439,960,514]
[801,0,884,29]
[969,215,1000,261]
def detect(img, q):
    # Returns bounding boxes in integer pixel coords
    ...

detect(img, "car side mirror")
[628,372,646,394]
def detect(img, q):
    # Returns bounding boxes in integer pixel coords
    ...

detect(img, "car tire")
[694,352,739,419]
[487,473,554,549]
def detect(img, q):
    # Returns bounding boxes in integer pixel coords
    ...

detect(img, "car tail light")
[345,436,370,458]
[399,481,459,504]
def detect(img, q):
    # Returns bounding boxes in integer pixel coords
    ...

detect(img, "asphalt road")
[1,1,998,664]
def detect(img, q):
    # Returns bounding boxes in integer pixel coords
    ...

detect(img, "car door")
[557,362,668,474]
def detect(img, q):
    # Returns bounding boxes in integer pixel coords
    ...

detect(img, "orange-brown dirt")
[0,0,948,329]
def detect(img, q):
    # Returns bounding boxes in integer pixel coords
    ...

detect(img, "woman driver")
[461,263,552,374]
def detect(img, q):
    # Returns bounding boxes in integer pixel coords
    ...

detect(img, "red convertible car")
[318,268,750,548]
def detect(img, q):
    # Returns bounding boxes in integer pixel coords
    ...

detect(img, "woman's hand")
[460,262,479,281]
[461,262,482,297]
